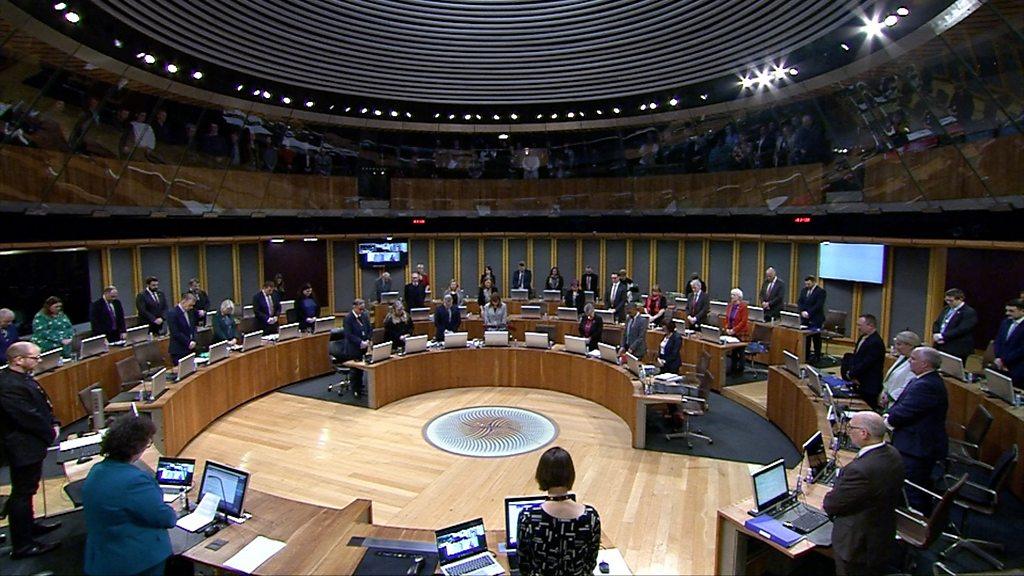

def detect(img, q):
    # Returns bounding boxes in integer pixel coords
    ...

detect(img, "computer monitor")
[803,431,828,480]
[156,457,196,489]
[805,365,823,396]
[125,325,150,346]
[242,330,264,351]
[208,340,229,364]
[983,369,1017,405]
[709,300,728,319]
[176,353,197,380]
[699,325,721,343]
[484,331,509,347]
[444,332,468,349]
[380,291,399,304]
[134,340,166,375]
[520,305,542,319]
[367,341,392,363]
[751,458,790,514]
[597,342,619,364]
[147,367,169,401]
[79,334,109,360]
[242,305,255,319]
[625,353,643,378]
[509,289,529,301]
[564,335,587,355]
[503,495,572,550]
[595,309,615,324]
[583,291,595,304]
[404,334,428,354]
[313,316,335,334]
[198,460,250,518]
[35,347,62,375]
[524,332,549,349]
[937,350,966,381]
[410,308,430,322]
[195,326,213,352]
[277,322,300,342]
[279,299,295,314]
[782,350,802,377]
[542,290,561,302]
[556,307,578,321]
[779,311,802,328]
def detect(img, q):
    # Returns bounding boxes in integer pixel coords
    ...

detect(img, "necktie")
[611,283,618,303]
[941,307,955,333]
[1007,320,1019,339]
[266,294,273,316]
[150,290,157,303]
[108,301,116,323]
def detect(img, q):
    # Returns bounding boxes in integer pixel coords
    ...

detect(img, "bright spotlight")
[361,108,369,114]
[640,104,647,111]
[896,6,909,16]
[53,2,67,10]
[612,107,621,114]
[305,101,315,108]
[373,109,382,116]
[536,114,543,119]
[434,113,441,118]
[191,71,203,80]
[165,64,178,74]
[475,114,481,120]
[498,133,509,140]
[237,84,245,91]
[789,68,798,76]
[669,98,678,106]
[252,89,261,96]
[143,54,156,65]
[740,76,754,89]
[884,14,899,27]
[755,70,772,87]
[281,97,292,104]
[262,91,271,99]
[861,18,885,38]
[448,114,456,119]
[596,110,603,115]
[405,112,412,118]
[64,12,80,23]
[841,43,851,51]
[464,114,472,120]
[550,113,558,119]
[390,110,398,117]
[493,114,500,120]
[699,94,708,101]
[649,102,657,109]
[567,112,575,118]
[510,113,518,120]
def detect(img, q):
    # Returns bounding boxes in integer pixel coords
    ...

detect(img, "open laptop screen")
[803,432,827,480]
[782,351,801,377]
[436,518,488,565]
[156,457,196,487]
[751,458,790,513]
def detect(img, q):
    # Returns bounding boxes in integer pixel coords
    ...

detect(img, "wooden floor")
[181,387,755,575]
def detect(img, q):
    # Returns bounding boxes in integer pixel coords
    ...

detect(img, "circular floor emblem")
[423,406,558,458]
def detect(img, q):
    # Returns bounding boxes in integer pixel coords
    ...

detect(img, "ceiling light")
[344,106,351,112]
[861,18,885,38]
[113,39,123,48]
[361,107,368,114]
[136,52,146,59]
[280,97,291,105]
[498,134,509,140]
[191,71,203,80]
[755,70,771,87]
[390,110,398,117]
[262,91,271,99]
[305,101,314,108]
[550,113,558,119]
[405,112,412,118]
[567,112,575,118]
[596,110,603,115]
[143,54,156,65]
[640,104,647,111]
[493,114,500,120]
[449,114,456,119]
[510,113,518,120]
[740,76,754,89]
[236,84,244,91]
[64,12,80,23]
[434,113,441,118]
[669,98,678,106]
[329,105,335,110]
[253,89,261,96]
[841,43,851,51]
[53,2,67,10]
[699,94,708,100]
[578,111,584,117]
[373,109,382,116]
[649,102,657,109]
[475,114,481,120]
[464,114,472,120]
[270,238,285,244]
[165,64,178,74]
[612,107,620,114]
[773,67,787,80]
[896,6,909,16]
[536,114,543,119]
[303,237,318,242]
[789,68,798,76]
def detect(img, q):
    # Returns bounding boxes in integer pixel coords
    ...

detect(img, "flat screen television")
[818,242,885,284]
[357,241,408,269]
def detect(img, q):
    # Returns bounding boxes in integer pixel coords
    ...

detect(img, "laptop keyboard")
[790,509,829,534]
[448,555,495,575]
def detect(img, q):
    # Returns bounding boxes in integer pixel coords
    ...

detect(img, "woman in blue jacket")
[82,416,177,575]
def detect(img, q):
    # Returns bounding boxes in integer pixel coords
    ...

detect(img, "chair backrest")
[750,322,772,344]
[116,357,143,388]
[823,310,847,335]
[285,308,299,325]
[963,404,994,447]
[77,383,104,415]
[920,474,968,548]
[534,324,556,342]
[371,327,386,345]
[985,444,1019,493]
[981,339,995,368]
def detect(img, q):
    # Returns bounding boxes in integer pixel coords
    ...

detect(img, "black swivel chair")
[327,328,350,396]
[946,404,994,470]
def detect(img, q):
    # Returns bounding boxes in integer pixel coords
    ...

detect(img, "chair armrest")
[895,508,928,528]
[962,480,997,498]
[682,395,707,406]
[948,437,979,451]
[958,457,995,473]
[903,479,944,509]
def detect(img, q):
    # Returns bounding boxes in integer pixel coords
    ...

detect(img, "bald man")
[0,342,62,558]
[823,412,904,575]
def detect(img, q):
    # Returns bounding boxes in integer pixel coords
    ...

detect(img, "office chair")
[285,308,299,325]
[980,340,995,369]
[371,327,386,345]
[946,404,993,469]
[115,357,144,391]
[819,309,847,365]
[896,474,968,573]
[133,340,166,377]
[327,328,350,396]
[939,444,1018,569]
[534,324,556,343]
[743,322,773,379]
[664,370,713,448]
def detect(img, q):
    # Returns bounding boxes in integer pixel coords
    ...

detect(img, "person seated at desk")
[841,314,886,410]
[517,447,601,576]
[434,294,461,340]
[0,307,19,363]
[545,266,564,293]
[89,286,127,343]
[82,415,178,576]
[482,291,508,331]
[620,303,648,359]
[721,288,750,374]
[167,293,197,366]
[212,299,239,345]
[644,284,668,327]
[477,277,498,306]
[822,411,904,576]
[31,296,74,358]
[879,331,921,409]
[442,278,466,307]
[564,280,585,314]
[579,303,603,351]
[296,283,319,332]
[384,300,413,349]
[404,272,427,309]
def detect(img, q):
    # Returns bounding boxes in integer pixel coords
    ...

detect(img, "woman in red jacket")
[722,288,750,374]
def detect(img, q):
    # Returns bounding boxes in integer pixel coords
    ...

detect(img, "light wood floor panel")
[181,387,754,575]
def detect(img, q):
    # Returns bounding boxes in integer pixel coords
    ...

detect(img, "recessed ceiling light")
[551,113,558,119]
[536,114,543,119]
[64,12,80,23]
[567,112,575,118]
[305,101,314,108]
[612,107,621,114]
[493,114,500,120]
[282,97,291,104]
[884,14,899,27]
[165,64,178,74]
[390,110,398,117]
[53,2,67,10]
[136,52,146,59]
[669,98,678,106]
[113,39,124,48]
[596,110,603,115]
[434,113,441,118]
[498,133,509,140]
[143,54,156,65]
[464,114,472,120]
[841,43,851,51]
[510,113,518,120]
[361,107,368,114]
[373,109,382,116]
[640,104,647,111]
[896,7,909,16]
[649,102,657,109]
[740,76,754,89]
[699,94,708,100]
[191,70,203,80]
[344,106,351,112]
[253,89,261,96]
[789,68,798,76]
[405,112,412,118]
[236,84,244,91]
[578,111,584,117]
[475,114,481,120]
[861,18,885,38]
[449,114,456,119]
[262,91,271,99]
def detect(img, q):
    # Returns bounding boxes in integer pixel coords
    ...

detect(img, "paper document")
[654,373,683,382]
[721,336,741,344]
[176,493,220,532]
[594,548,632,575]
[587,349,602,358]
[60,429,108,451]
[224,535,287,573]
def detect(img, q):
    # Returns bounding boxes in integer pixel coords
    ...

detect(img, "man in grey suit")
[374,271,393,303]
[759,266,785,322]
[823,411,904,576]
[620,302,649,358]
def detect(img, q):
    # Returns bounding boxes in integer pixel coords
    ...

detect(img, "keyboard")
[447,555,497,576]
[790,509,829,534]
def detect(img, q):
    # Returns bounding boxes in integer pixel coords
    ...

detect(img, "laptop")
[208,340,230,364]
[750,459,793,515]
[564,335,588,355]
[597,342,619,364]
[380,291,399,304]
[595,309,615,324]
[709,300,728,318]
[982,369,1017,405]
[699,325,722,343]
[156,457,196,502]
[176,353,197,381]
[556,307,578,321]
[782,350,802,378]
[434,518,504,576]
[146,368,169,402]
[542,290,561,302]
[524,331,549,349]
[36,347,63,375]
[520,305,542,319]
[277,322,300,342]
[803,431,830,482]
[279,299,295,313]
[403,334,428,354]
[937,350,966,381]
[195,326,213,353]
[510,288,529,301]
[625,353,655,378]
[410,307,431,322]
[242,330,264,351]
[779,311,802,328]
[583,291,595,304]
[313,316,336,334]
[79,334,109,360]
[366,341,392,364]
[484,331,509,347]
[242,305,255,319]
[125,325,150,346]
[444,332,469,349]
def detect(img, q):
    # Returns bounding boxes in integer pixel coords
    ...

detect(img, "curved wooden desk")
[109,333,332,456]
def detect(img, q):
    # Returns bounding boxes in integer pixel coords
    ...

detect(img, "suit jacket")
[512,269,533,295]
[581,272,600,298]
[579,314,603,350]
[135,289,168,334]
[798,285,826,328]
[886,370,949,461]
[659,331,683,374]
[211,314,237,343]
[374,277,393,303]
[188,289,210,326]
[0,369,57,466]
[822,444,905,568]
[252,291,281,334]
[404,282,427,309]
[994,318,1024,384]
[82,459,177,575]
[0,324,18,363]
[687,291,710,327]
[932,304,978,361]
[842,331,886,406]
[434,305,462,340]
[721,301,750,340]
[621,314,649,357]
[342,310,372,358]
[89,297,127,342]
[759,278,785,321]
[545,275,564,292]
[166,305,196,363]
[607,282,627,321]
[565,290,585,314]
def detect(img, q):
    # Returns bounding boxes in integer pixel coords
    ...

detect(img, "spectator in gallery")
[150,109,174,144]
[198,122,228,157]
[791,114,825,164]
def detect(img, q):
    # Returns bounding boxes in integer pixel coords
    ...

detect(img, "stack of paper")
[176,493,220,532]
[225,536,287,573]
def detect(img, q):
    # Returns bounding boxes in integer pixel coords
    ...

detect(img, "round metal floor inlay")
[423,406,558,458]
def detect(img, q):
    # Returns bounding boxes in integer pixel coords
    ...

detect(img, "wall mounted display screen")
[357,241,408,268]
[818,242,885,284]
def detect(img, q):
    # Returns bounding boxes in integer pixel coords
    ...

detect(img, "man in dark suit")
[89,285,127,343]
[823,411,904,576]
[374,271,393,303]
[135,276,168,335]
[343,299,372,396]
[433,294,461,340]
[607,272,627,323]
[1,308,20,363]
[579,303,603,351]
[404,272,427,309]
[931,288,978,362]
[581,265,599,300]
[186,278,210,326]
[994,298,1024,387]
[685,279,709,329]
[564,281,585,314]
[620,303,649,358]
[0,342,62,559]
[841,314,886,410]
[166,293,197,365]
[758,266,785,322]
[885,346,949,513]
[798,275,826,362]
[511,261,533,298]
[252,280,281,334]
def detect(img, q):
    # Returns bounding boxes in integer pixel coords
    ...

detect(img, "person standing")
[0,342,62,559]
[644,285,668,327]
[404,272,427,309]
[383,300,413,350]
[822,411,905,576]
[580,265,599,299]
[930,288,978,362]
[545,266,564,293]
[433,294,461,340]
[89,286,127,343]
[722,288,750,374]
[136,277,168,336]
[992,298,1024,387]
[798,276,826,363]
[879,331,921,409]
[296,284,319,332]
[0,308,19,363]
[212,300,239,345]
[607,272,626,323]
[841,314,886,410]
[186,278,210,326]
[512,261,533,297]
[373,271,393,304]
[31,297,74,358]
[82,416,177,575]
[620,303,649,359]
[166,293,197,366]
[685,279,709,329]
[759,266,785,322]
[344,299,372,396]
[564,279,585,315]
[252,280,281,335]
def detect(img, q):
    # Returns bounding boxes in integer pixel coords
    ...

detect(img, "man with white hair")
[0,308,19,363]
